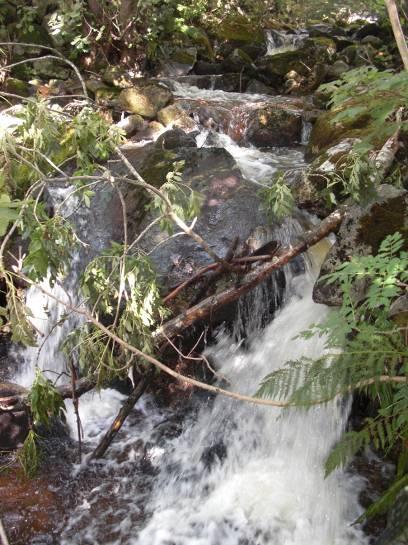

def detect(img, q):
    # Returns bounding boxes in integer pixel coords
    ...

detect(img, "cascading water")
[8,80,369,545]
[59,241,368,545]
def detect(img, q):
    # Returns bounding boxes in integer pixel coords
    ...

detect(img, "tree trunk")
[385,0,408,70]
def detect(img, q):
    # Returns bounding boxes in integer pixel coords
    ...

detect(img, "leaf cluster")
[319,67,408,154]
[258,172,295,222]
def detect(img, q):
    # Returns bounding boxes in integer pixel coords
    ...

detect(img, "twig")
[70,361,83,463]
[0,43,89,97]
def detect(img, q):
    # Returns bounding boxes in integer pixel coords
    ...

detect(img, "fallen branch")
[89,369,154,460]
[154,209,345,343]
[7,209,345,411]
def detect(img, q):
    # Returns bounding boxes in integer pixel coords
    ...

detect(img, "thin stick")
[70,361,83,463]
[0,518,10,545]
[89,370,153,459]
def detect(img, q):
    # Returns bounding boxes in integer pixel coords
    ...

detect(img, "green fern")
[256,232,408,521]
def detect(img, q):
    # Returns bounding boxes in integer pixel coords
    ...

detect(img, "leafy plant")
[29,368,66,428]
[319,67,408,154]
[146,160,202,234]
[259,172,295,221]
[62,244,168,384]
[18,430,40,478]
[257,232,408,520]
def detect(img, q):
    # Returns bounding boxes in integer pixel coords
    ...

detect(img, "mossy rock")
[31,58,70,79]
[222,48,254,73]
[15,23,53,53]
[3,77,30,97]
[215,15,264,44]
[157,104,196,130]
[245,104,302,147]
[256,37,336,85]
[307,107,371,159]
[102,66,135,88]
[119,84,173,119]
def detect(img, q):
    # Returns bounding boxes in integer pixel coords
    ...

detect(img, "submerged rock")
[313,185,408,306]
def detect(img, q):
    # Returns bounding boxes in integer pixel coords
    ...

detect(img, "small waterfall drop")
[60,245,368,545]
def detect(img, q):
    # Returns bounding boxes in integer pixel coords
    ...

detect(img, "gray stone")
[313,185,408,306]
[156,129,197,150]
[361,35,383,48]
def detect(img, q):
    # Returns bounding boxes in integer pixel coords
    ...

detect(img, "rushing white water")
[59,248,368,545]
[265,29,308,56]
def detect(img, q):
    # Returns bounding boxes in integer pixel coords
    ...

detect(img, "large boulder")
[313,185,408,306]
[135,147,267,288]
[119,84,173,119]
[214,14,265,44]
[159,47,198,77]
[245,102,303,147]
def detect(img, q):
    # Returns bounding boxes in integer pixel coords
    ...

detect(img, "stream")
[4,78,370,545]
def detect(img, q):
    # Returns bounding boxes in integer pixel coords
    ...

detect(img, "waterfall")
[8,80,369,545]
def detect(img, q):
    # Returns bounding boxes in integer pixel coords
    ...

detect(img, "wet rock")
[116,114,145,137]
[376,487,408,545]
[245,79,276,95]
[157,103,197,131]
[353,22,382,41]
[0,399,29,450]
[256,37,336,91]
[156,129,197,150]
[213,73,249,92]
[313,185,408,306]
[119,84,173,119]
[308,24,347,39]
[135,147,267,288]
[201,441,227,469]
[245,103,303,147]
[222,48,255,73]
[159,47,197,77]
[194,61,224,75]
